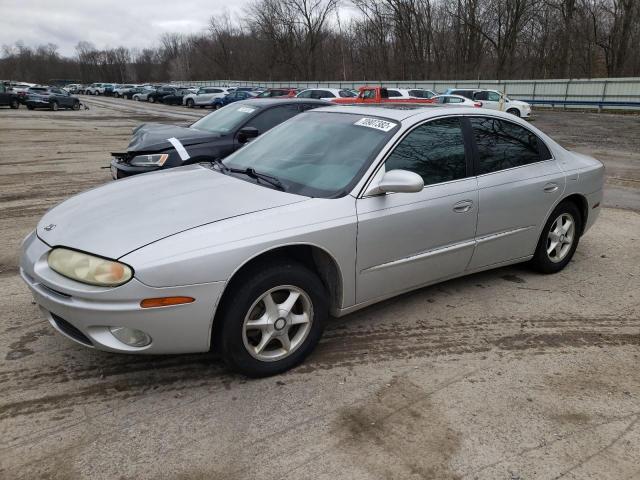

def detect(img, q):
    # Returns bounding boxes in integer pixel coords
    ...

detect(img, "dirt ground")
[0,98,639,480]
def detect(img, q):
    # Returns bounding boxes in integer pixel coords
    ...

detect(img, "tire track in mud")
[1,314,638,422]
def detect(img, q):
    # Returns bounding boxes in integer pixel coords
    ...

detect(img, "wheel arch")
[210,243,344,348]
[561,193,589,236]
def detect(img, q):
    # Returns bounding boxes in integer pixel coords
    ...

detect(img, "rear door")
[356,116,478,303]
[466,116,564,269]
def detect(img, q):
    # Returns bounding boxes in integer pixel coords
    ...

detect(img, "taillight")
[474,102,482,107]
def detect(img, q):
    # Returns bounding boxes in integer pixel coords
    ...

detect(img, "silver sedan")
[20,105,604,376]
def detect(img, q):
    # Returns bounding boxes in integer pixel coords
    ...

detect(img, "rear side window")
[297,90,313,98]
[385,117,468,186]
[470,117,550,174]
[387,89,402,97]
[244,104,300,134]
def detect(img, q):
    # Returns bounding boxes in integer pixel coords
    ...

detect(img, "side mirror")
[238,126,260,144]
[365,170,424,196]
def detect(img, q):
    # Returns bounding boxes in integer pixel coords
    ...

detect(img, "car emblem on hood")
[44,224,56,231]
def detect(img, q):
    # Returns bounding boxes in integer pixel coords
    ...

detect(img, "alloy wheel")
[242,286,313,362]
[547,213,575,263]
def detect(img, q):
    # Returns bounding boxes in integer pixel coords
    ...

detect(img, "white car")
[86,83,107,95]
[446,89,532,118]
[132,87,156,101]
[396,88,436,99]
[432,94,482,107]
[114,84,138,98]
[296,88,357,101]
[183,87,231,108]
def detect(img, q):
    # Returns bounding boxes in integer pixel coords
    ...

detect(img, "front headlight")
[129,153,168,167]
[48,248,133,287]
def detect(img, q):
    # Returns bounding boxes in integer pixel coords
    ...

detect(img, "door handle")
[544,183,559,193]
[453,200,473,213]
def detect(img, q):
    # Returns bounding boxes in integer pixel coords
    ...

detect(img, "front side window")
[385,117,468,186]
[487,91,501,101]
[223,112,398,198]
[297,90,313,98]
[362,89,376,99]
[470,117,548,174]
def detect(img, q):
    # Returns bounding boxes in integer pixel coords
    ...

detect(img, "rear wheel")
[507,108,520,117]
[50,101,59,111]
[10,98,19,109]
[217,261,327,377]
[186,98,195,108]
[27,104,34,110]
[214,103,221,110]
[148,96,155,103]
[530,200,582,274]
[72,101,80,111]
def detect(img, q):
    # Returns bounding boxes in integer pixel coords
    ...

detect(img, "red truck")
[331,86,435,105]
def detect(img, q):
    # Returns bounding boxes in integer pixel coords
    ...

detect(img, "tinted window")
[387,89,402,97]
[319,90,335,98]
[474,91,488,101]
[244,104,300,133]
[470,117,548,174]
[385,117,467,186]
[297,90,313,98]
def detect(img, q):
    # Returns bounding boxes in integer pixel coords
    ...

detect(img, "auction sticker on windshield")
[237,107,256,114]
[354,117,397,132]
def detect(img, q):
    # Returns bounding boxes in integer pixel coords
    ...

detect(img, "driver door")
[356,116,478,303]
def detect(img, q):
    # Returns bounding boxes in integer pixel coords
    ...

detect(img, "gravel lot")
[1,98,639,480]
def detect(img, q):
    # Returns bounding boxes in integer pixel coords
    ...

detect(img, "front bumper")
[20,232,225,354]
[110,159,160,179]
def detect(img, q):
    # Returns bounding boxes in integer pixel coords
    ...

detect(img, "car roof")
[313,104,515,122]
[236,98,332,107]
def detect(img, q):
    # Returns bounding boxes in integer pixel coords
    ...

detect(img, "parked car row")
[0,82,82,111]
[69,81,531,117]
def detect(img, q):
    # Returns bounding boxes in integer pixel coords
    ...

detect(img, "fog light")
[109,326,151,347]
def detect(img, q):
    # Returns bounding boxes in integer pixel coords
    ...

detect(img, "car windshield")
[222,111,399,198]
[190,103,261,134]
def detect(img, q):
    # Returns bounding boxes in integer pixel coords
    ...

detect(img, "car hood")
[37,165,307,259]
[508,100,530,107]
[127,123,220,152]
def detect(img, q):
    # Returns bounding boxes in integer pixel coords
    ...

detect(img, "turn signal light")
[140,296,195,308]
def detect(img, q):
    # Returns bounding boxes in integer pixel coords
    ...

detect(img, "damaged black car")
[110,98,331,179]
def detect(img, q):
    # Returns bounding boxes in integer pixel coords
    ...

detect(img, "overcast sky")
[1,0,250,56]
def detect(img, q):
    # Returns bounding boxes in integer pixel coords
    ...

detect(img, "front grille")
[51,314,93,346]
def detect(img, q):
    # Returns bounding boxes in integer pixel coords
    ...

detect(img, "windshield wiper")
[211,160,285,191]
[233,167,286,191]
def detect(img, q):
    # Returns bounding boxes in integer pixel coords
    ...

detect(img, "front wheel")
[72,101,80,111]
[148,96,155,103]
[10,99,19,109]
[186,99,195,108]
[50,101,59,111]
[507,108,521,117]
[530,200,582,274]
[217,261,327,377]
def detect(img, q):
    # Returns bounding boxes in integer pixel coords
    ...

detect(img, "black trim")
[460,117,477,177]
[51,313,93,346]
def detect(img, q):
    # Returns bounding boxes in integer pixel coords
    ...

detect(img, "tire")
[27,105,34,110]
[186,99,195,108]
[507,108,520,117]
[148,96,155,103]
[50,101,59,111]
[214,103,221,110]
[529,200,582,274]
[133,96,140,101]
[72,101,80,111]
[217,260,327,377]
[10,99,19,109]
